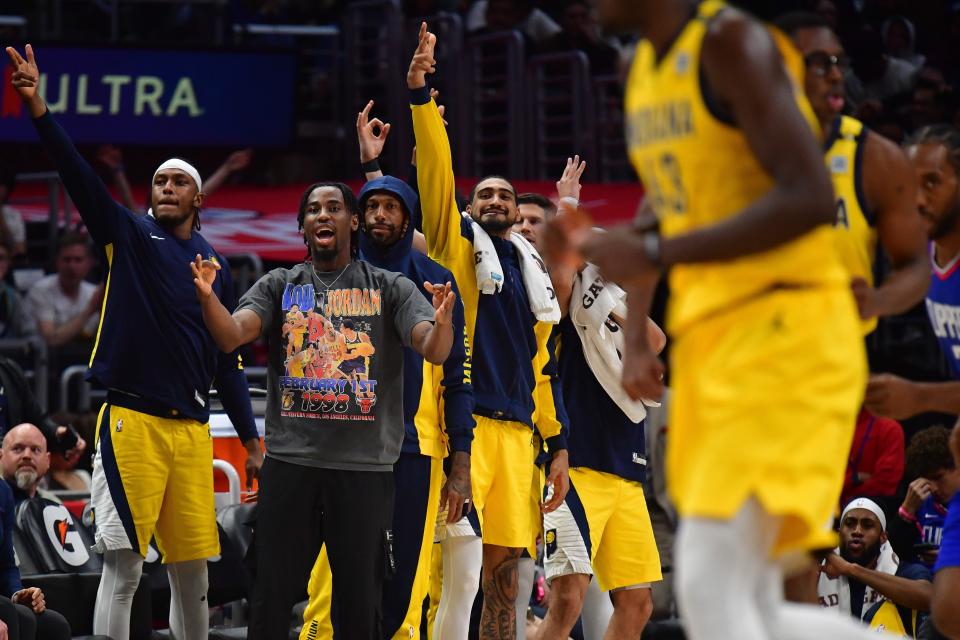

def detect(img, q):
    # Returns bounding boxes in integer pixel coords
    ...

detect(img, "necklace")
[309,261,351,290]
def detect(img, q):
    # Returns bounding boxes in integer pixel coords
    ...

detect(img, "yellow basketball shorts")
[90,404,219,563]
[544,467,662,591]
[469,415,542,550]
[668,287,866,557]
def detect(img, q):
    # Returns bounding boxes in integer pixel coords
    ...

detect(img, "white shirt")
[1,206,25,246]
[25,274,99,339]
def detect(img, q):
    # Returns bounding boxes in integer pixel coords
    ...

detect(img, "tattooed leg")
[480,544,522,640]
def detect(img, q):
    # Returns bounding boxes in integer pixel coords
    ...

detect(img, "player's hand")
[581,227,660,287]
[556,155,586,202]
[542,450,570,513]
[191,254,221,301]
[441,451,472,523]
[820,553,851,580]
[5,45,40,102]
[542,201,592,273]
[55,425,87,460]
[430,89,448,125]
[424,281,455,326]
[407,22,437,89]
[12,587,45,613]
[243,438,264,491]
[357,100,391,164]
[224,149,253,172]
[864,373,922,420]
[901,477,933,516]
[851,277,880,320]
[621,343,664,402]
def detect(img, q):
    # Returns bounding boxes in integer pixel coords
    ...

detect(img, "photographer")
[0,356,85,460]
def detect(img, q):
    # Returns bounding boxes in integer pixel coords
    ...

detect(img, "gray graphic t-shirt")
[238,260,435,471]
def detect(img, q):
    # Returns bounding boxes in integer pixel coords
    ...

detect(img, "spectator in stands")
[883,15,926,69]
[466,0,562,44]
[24,232,102,354]
[0,423,57,504]
[538,0,622,76]
[841,407,905,507]
[889,427,960,567]
[0,356,84,460]
[930,421,960,638]
[846,27,918,110]
[818,497,932,635]
[0,242,33,339]
[0,164,26,258]
[513,192,556,250]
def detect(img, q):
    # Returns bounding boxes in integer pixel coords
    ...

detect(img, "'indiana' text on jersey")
[624,0,846,336]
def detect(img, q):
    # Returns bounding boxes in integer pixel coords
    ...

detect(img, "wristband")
[898,506,917,523]
[642,230,662,267]
[559,196,579,209]
[361,158,381,174]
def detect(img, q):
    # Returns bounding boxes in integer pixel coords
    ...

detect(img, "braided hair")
[297,181,360,261]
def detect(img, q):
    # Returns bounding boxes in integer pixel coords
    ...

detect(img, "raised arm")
[6,45,129,245]
[856,131,929,319]
[408,23,465,261]
[411,280,456,364]
[357,100,388,181]
[97,145,138,212]
[191,255,262,353]
[203,149,252,198]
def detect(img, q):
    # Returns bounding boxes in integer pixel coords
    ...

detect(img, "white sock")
[515,556,535,639]
[676,499,879,640]
[94,549,144,640]
[167,559,209,640]
[433,534,483,640]
[581,578,613,640]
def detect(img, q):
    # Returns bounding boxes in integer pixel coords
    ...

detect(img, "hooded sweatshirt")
[358,176,474,456]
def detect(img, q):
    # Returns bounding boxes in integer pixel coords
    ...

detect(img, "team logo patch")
[830,155,849,174]
[115,419,123,433]
[545,528,558,557]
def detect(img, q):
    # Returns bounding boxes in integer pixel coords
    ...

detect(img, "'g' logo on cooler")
[42,504,89,567]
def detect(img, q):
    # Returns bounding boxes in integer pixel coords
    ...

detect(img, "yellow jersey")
[826,115,878,333]
[624,0,847,336]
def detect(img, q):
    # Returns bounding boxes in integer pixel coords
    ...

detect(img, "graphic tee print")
[238,261,435,471]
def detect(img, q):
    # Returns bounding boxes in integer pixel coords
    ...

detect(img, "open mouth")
[315,227,336,247]
[827,92,844,113]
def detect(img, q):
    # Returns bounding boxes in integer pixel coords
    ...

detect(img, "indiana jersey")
[926,245,960,378]
[624,0,846,336]
[826,115,878,334]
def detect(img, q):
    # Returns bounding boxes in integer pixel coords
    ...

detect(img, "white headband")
[841,497,887,531]
[153,158,202,192]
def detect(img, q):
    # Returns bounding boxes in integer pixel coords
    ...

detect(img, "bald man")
[1,423,54,504]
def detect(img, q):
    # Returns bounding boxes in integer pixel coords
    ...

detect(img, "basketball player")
[865,126,960,419]
[777,12,928,333]
[5,45,261,640]
[409,23,571,639]
[191,180,456,639]
[553,2,884,638]
[299,174,474,640]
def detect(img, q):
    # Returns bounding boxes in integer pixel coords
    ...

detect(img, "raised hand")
[424,280,455,326]
[97,145,125,171]
[407,21,437,89]
[191,254,221,301]
[357,100,391,163]
[5,45,45,117]
[224,149,253,172]
[556,155,587,202]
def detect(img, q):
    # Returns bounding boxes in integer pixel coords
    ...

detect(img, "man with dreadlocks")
[5,44,261,640]
[866,125,960,420]
[193,181,458,639]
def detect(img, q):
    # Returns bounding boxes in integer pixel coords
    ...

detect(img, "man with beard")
[409,23,571,639]
[5,44,260,640]
[818,498,932,632]
[0,423,56,504]
[866,125,960,419]
[192,181,456,639]
[777,12,928,334]
[297,175,474,640]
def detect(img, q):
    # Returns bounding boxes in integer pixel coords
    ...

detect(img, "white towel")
[570,263,658,422]
[817,541,899,620]
[468,219,560,323]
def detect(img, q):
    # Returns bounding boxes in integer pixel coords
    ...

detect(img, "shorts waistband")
[106,390,195,421]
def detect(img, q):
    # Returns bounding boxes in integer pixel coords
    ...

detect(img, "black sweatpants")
[0,597,71,640]
[248,457,395,640]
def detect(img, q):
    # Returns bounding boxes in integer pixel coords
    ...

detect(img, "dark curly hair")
[297,181,359,261]
[905,425,955,481]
